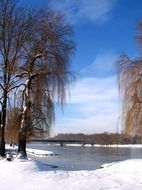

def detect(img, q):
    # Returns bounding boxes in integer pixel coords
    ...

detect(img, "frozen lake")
[27,143,142,171]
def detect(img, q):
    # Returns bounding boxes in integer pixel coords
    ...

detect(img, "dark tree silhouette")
[0,0,33,156]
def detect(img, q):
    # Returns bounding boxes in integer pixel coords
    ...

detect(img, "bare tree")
[0,0,35,156]
[0,0,74,157]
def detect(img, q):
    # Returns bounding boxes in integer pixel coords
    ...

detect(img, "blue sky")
[28,0,142,135]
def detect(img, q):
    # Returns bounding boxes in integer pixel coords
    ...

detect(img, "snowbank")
[27,148,56,156]
[5,144,56,157]
[0,159,142,189]
[84,144,142,148]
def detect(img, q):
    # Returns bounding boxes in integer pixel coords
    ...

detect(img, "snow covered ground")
[91,144,142,148]
[1,145,142,189]
[5,144,55,157]
[0,158,142,190]
[26,148,56,156]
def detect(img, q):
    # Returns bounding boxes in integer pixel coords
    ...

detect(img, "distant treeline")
[51,133,142,145]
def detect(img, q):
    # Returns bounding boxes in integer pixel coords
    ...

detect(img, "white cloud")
[47,0,117,23]
[81,52,118,77]
[53,76,122,135]
[52,51,121,135]
[76,0,117,22]
[67,76,118,103]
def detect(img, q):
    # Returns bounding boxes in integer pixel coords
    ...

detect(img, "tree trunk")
[0,127,5,157]
[0,92,7,157]
[18,130,27,157]
[17,79,31,158]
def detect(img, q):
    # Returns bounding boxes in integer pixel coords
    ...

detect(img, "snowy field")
[0,157,142,189]
[1,145,142,189]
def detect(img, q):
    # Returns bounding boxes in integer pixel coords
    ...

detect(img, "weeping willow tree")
[117,55,142,136]
[117,22,142,136]
[16,10,75,157]
[5,108,22,144]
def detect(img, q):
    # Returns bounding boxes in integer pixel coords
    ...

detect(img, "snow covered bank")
[5,144,56,157]
[49,143,142,148]
[0,159,142,189]
[92,144,142,148]
[27,148,56,156]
